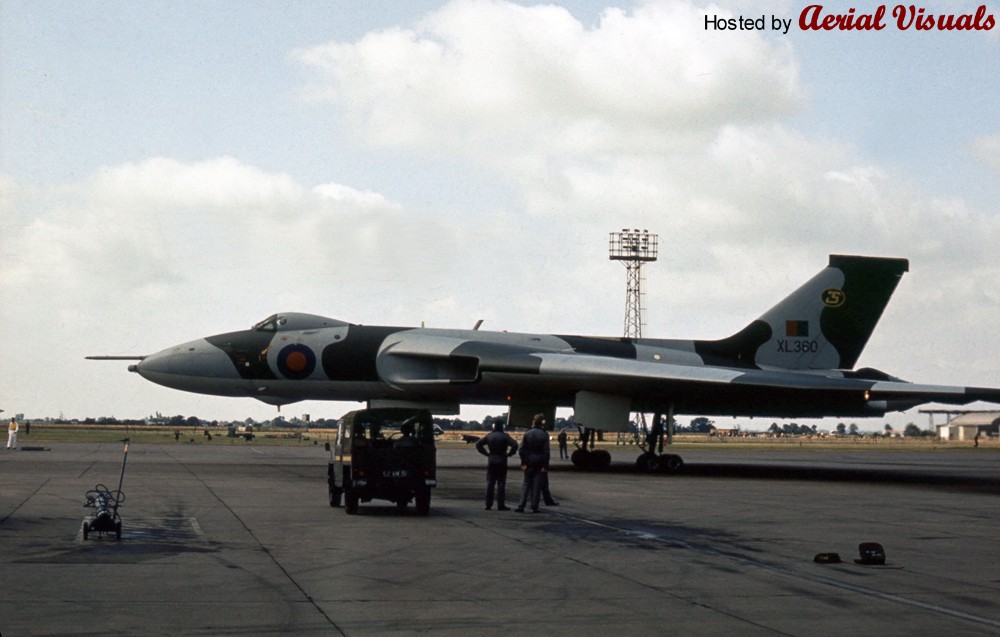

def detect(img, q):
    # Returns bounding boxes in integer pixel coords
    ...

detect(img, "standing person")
[6,417,18,450]
[557,429,568,460]
[475,419,519,510]
[515,413,551,513]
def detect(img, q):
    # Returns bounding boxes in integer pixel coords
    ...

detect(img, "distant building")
[936,412,1000,441]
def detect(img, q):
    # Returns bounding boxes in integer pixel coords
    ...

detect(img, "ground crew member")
[557,429,568,459]
[515,413,551,512]
[475,419,518,510]
[7,417,18,450]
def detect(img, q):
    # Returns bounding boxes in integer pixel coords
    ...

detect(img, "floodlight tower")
[609,229,658,338]
[609,229,658,444]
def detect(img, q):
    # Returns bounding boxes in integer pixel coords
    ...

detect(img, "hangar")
[935,411,1000,442]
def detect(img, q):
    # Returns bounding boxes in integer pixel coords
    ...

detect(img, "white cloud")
[88,157,305,211]
[294,0,801,167]
[291,0,1000,293]
[314,182,403,210]
[2,158,466,316]
[968,134,1000,172]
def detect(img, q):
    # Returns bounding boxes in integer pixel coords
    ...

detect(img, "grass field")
[9,424,994,452]
[10,425,333,447]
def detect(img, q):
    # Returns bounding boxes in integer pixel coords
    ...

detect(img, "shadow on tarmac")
[542,460,1000,493]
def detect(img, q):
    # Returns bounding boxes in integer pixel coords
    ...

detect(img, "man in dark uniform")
[557,428,568,459]
[515,413,551,513]
[475,418,519,510]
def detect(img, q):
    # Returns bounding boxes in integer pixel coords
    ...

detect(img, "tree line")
[30,414,933,436]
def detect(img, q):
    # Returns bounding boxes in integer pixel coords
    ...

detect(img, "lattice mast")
[608,229,658,338]
[609,229,658,443]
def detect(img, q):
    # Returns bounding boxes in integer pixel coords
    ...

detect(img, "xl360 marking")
[777,339,819,353]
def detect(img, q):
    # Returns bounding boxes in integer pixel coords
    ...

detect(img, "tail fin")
[697,255,909,370]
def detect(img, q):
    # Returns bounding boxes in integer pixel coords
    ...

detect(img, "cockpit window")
[252,313,350,332]
[252,315,281,332]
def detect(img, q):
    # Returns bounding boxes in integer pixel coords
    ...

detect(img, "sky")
[2,0,998,431]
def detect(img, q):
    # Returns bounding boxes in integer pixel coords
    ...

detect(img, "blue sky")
[2,0,998,429]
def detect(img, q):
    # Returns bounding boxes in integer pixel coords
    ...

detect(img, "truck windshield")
[345,410,435,448]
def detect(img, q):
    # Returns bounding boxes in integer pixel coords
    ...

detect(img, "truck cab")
[327,408,437,515]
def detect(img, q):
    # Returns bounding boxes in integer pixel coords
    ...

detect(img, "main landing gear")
[570,427,612,470]
[569,412,685,473]
[635,412,684,474]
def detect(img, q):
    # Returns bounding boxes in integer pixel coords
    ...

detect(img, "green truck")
[327,408,437,515]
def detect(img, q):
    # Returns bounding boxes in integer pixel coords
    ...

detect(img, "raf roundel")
[277,344,317,380]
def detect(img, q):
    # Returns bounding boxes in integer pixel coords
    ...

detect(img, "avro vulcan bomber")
[91,255,1000,470]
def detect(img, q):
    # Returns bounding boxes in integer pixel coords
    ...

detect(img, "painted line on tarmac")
[1,477,51,524]
[160,447,347,636]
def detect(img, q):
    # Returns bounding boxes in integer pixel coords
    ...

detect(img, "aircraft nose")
[136,339,239,382]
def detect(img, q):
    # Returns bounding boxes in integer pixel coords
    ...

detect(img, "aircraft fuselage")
[134,313,894,418]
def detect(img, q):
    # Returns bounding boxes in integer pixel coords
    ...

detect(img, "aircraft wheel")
[345,490,359,515]
[660,454,684,474]
[415,488,431,516]
[329,485,343,508]
[592,449,612,470]
[636,451,658,473]
[572,449,611,471]
[396,498,408,512]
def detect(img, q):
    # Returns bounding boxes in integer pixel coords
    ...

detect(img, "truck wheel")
[345,490,359,515]
[415,488,431,516]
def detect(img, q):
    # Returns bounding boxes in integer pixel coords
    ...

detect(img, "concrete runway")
[1,443,998,636]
